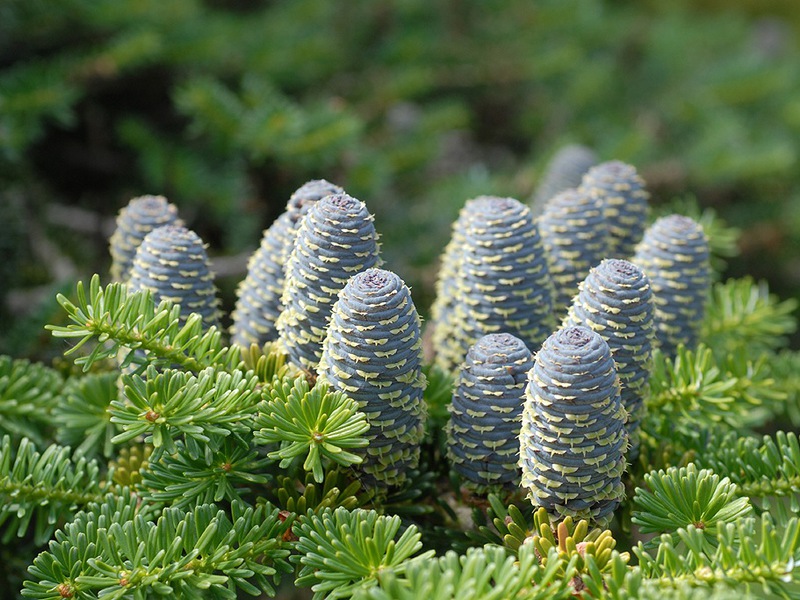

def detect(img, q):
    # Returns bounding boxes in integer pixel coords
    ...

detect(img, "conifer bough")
[231,179,344,348]
[447,332,533,490]
[563,258,655,459]
[277,192,381,372]
[633,214,711,358]
[579,160,649,259]
[317,268,426,488]
[520,325,627,525]
[109,195,182,282]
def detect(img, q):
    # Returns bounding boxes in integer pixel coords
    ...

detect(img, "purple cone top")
[230,179,344,348]
[539,188,610,315]
[110,195,182,282]
[447,333,533,490]
[277,192,381,372]
[432,196,554,373]
[563,259,655,459]
[580,161,649,259]
[317,268,426,488]
[519,325,627,525]
[128,224,220,328]
[633,214,710,358]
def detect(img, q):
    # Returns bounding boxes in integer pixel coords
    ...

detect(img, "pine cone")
[128,224,220,327]
[519,326,627,525]
[632,215,710,358]
[277,193,381,372]
[531,144,598,216]
[230,180,343,348]
[446,333,533,490]
[109,195,182,282]
[434,196,555,372]
[539,188,610,316]
[563,259,655,459]
[579,161,649,259]
[317,268,426,488]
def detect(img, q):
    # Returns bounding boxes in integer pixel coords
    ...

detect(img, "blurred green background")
[2,0,800,359]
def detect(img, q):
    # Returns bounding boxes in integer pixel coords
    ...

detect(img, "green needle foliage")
[53,371,119,459]
[632,464,754,546]
[293,506,434,599]
[254,377,369,483]
[111,366,261,461]
[269,469,369,514]
[0,436,110,545]
[357,543,578,600]
[694,430,800,509]
[633,515,800,598]
[22,498,293,599]
[702,277,798,356]
[646,344,780,429]
[46,276,240,374]
[0,356,62,445]
[141,434,271,510]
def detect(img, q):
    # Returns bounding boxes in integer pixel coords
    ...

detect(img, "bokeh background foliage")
[2,0,800,357]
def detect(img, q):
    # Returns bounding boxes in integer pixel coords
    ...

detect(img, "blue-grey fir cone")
[446,333,534,490]
[109,195,182,282]
[563,259,654,459]
[128,224,220,328]
[632,215,710,358]
[519,325,627,525]
[579,161,649,259]
[429,204,470,363]
[436,196,555,373]
[277,193,381,372]
[531,144,598,216]
[317,268,426,488]
[230,180,344,348]
[539,188,610,316]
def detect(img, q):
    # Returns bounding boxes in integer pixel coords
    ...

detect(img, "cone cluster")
[563,259,655,459]
[519,325,627,525]
[580,161,649,259]
[539,188,609,315]
[433,196,554,372]
[110,195,182,282]
[128,224,220,327]
[633,214,710,358]
[231,180,343,348]
[277,192,381,372]
[446,333,533,490]
[317,268,426,488]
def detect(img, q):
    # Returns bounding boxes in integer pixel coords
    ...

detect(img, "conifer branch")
[0,356,63,445]
[633,515,800,597]
[46,275,240,373]
[140,434,271,510]
[22,498,293,599]
[646,344,780,429]
[632,464,754,548]
[702,277,798,356]
[254,378,369,483]
[357,543,579,600]
[293,507,434,599]
[694,430,800,503]
[110,366,261,461]
[0,436,112,545]
[53,371,119,458]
